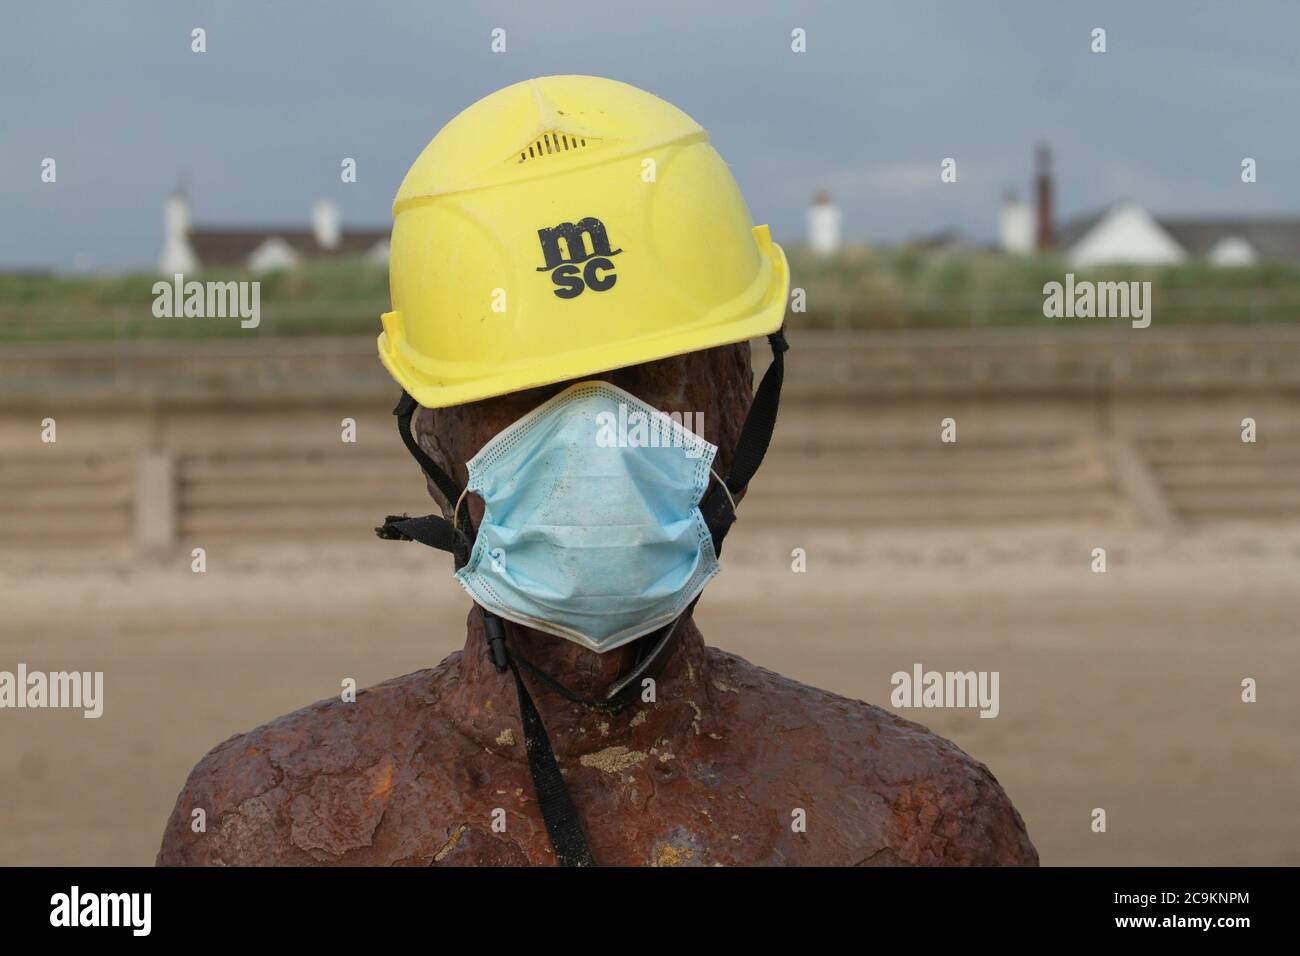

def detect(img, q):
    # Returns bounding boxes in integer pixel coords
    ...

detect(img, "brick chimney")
[1035,141,1054,252]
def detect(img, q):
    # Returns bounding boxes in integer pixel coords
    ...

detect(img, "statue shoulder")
[703,648,1038,866]
[853,706,1039,865]
[156,661,458,866]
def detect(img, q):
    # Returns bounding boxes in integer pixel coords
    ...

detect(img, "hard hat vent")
[518,131,596,164]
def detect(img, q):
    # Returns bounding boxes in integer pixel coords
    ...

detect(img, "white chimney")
[157,189,197,274]
[807,190,842,256]
[999,188,1033,255]
[311,199,342,250]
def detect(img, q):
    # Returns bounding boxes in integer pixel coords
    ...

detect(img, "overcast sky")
[3,0,1298,271]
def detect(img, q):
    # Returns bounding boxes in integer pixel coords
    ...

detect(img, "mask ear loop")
[709,467,737,516]
[452,485,472,535]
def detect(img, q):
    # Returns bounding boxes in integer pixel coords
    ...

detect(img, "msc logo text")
[536,216,622,299]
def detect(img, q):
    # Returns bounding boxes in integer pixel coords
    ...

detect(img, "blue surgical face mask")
[453,380,721,654]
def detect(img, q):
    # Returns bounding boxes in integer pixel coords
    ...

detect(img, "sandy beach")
[3,522,1296,866]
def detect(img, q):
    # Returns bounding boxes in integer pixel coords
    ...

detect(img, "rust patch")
[433,824,468,863]
[579,745,646,774]
[653,844,695,867]
[368,758,394,803]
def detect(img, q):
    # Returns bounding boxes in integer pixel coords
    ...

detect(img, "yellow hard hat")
[378,75,789,409]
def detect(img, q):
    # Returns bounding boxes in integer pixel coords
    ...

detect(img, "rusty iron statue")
[157,344,1037,866]
[157,76,1036,867]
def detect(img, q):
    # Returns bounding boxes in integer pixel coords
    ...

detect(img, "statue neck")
[442,609,713,760]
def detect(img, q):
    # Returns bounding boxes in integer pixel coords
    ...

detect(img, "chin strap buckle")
[375,514,414,541]
[482,610,510,673]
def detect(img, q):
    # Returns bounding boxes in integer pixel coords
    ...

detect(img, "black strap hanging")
[510,661,595,866]
[487,609,595,866]
[482,608,688,867]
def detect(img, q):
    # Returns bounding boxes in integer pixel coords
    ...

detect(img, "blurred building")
[156,191,389,274]
[999,188,1034,255]
[807,190,842,255]
[1057,202,1300,267]
[1000,143,1300,266]
[999,143,1053,256]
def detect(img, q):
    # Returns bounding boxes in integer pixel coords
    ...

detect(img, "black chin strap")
[376,328,790,867]
[699,328,788,556]
[376,393,474,567]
